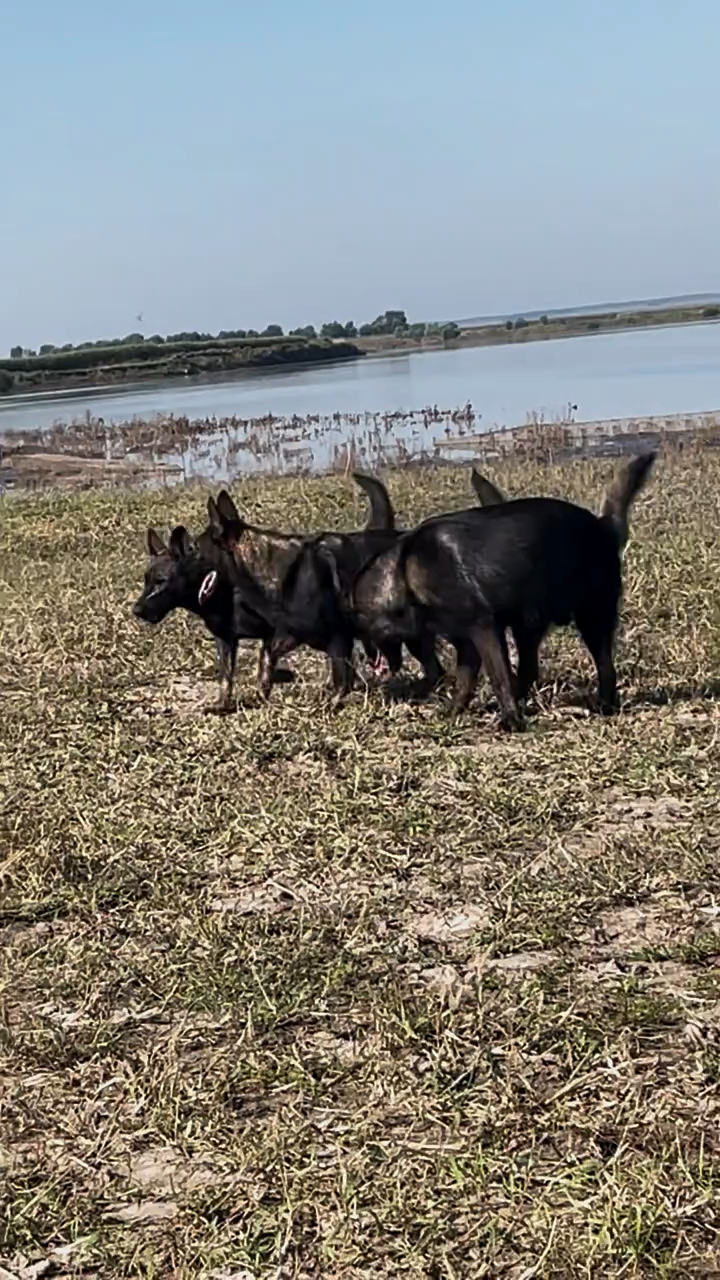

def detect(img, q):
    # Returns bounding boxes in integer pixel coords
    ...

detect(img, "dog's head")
[133,525,219,624]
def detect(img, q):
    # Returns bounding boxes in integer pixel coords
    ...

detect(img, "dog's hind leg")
[498,627,511,672]
[328,634,355,704]
[575,608,618,714]
[257,640,275,699]
[406,635,444,691]
[469,624,523,730]
[451,637,482,714]
[381,640,403,675]
[512,624,544,704]
[260,635,298,699]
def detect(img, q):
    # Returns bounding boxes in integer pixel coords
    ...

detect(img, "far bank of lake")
[1,321,719,441]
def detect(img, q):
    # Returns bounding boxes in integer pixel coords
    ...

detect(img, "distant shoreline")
[0,350,364,409]
[0,337,362,400]
[356,301,720,357]
[3,300,719,401]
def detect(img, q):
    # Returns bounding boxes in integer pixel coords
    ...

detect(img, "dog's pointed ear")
[168,525,194,559]
[470,467,506,507]
[216,490,242,526]
[207,495,223,539]
[209,490,243,542]
[147,527,167,557]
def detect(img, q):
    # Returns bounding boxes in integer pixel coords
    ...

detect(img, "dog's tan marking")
[230,529,301,595]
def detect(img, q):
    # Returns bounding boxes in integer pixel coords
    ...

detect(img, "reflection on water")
[1,322,718,484]
[156,402,479,482]
[2,403,485,487]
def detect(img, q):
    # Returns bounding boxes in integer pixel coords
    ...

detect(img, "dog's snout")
[133,599,145,618]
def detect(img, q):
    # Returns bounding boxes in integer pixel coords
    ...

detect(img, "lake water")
[1,321,719,480]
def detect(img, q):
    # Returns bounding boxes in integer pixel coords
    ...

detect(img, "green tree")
[360,310,409,336]
[10,346,22,359]
[442,322,460,342]
[383,309,407,331]
[262,324,284,337]
[0,370,14,392]
[514,317,528,330]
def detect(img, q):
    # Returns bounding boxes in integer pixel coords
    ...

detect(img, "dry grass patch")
[2,449,720,1277]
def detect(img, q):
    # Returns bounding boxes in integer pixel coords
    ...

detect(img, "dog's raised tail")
[599,452,656,549]
[352,472,396,531]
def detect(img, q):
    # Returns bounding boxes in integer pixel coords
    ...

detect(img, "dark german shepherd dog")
[133,472,396,709]
[210,469,499,700]
[203,489,401,701]
[348,453,655,729]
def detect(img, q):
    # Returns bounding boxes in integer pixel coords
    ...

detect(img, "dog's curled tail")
[352,472,396,531]
[599,452,656,549]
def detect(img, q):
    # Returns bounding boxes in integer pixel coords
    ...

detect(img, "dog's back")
[405,497,621,631]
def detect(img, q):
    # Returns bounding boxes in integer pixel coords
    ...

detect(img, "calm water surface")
[1,322,718,478]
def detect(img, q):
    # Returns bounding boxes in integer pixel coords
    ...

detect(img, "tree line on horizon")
[7,310,460,360]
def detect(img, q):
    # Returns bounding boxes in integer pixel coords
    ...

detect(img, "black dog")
[206,491,401,699]
[133,523,283,710]
[133,471,394,708]
[349,453,656,729]
[212,469,495,699]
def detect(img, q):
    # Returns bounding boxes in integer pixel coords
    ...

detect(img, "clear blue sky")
[2,0,719,351]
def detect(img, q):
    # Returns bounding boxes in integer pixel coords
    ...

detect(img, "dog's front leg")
[211,637,237,712]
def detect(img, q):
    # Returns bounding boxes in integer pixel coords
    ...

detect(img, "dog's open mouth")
[366,652,390,679]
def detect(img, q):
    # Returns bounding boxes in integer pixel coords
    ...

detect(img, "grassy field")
[2,449,720,1278]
